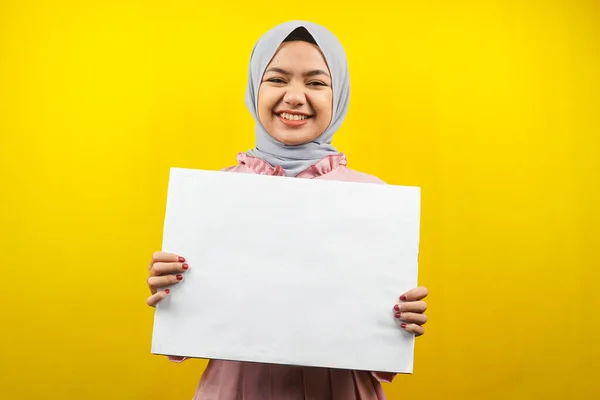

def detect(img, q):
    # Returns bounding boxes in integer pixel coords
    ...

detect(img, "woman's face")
[258,41,333,146]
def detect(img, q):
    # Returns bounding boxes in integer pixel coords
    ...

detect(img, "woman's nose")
[283,84,306,107]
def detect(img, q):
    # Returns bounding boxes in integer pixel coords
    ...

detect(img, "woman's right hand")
[146,251,189,307]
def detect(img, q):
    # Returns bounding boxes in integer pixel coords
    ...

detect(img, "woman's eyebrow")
[305,69,330,78]
[265,67,330,78]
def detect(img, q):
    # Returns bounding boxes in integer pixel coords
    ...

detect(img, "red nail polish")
[394,304,400,311]
[178,256,185,262]
[395,313,401,319]
[176,274,183,281]
[400,295,407,301]
[165,289,170,294]
[182,263,189,270]
[400,323,406,329]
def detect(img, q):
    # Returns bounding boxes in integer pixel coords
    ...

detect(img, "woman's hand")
[393,286,428,336]
[146,251,189,307]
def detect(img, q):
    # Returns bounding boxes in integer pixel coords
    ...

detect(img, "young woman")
[146,20,429,400]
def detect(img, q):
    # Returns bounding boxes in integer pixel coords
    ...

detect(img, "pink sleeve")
[370,371,397,383]
[167,356,188,363]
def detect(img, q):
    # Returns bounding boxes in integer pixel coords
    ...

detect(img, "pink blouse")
[167,153,397,399]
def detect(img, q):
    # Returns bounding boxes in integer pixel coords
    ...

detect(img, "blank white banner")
[151,168,421,373]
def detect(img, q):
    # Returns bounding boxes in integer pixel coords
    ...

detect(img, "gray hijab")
[244,20,350,177]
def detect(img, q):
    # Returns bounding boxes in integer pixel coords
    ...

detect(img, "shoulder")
[319,165,387,184]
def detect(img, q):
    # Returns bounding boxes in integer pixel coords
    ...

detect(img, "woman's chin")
[269,131,315,146]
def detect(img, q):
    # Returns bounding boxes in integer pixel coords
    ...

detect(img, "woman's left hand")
[393,286,428,336]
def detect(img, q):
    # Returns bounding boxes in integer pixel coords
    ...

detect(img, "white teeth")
[280,112,308,121]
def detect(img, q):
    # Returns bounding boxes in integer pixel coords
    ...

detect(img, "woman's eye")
[268,78,286,84]
[308,81,326,86]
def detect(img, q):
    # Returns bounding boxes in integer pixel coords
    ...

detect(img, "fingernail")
[178,256,186,262]
[176,274,183,281]
[400,323,406,329]
[165,289,170,294]
[394,304,400,311]
[395,313,401,319]
[400,295,407,301]
[182,263,189,270]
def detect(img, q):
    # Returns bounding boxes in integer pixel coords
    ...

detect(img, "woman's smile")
[275,110,313,127]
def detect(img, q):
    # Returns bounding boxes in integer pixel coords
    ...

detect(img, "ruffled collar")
[235,152,348,178]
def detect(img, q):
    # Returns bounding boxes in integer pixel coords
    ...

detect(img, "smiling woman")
[0,0,597,399]
[145,20,429,400]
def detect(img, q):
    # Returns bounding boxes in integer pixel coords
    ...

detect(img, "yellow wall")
[1,1,598,399]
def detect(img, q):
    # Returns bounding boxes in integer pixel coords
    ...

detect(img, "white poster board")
[151,168,421,373]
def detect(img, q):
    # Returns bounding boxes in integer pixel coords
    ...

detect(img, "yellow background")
[1,0,598,399]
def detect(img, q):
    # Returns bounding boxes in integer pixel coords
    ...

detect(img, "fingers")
[149,252,185,270]
[400,323,425,337]
[147,252,189,301]
[150,261,189,277]
[394,300,427,313]
[394,311,428,325]
[146,252,189,306]
[394,286,429,337]
[147,274,184,292]
[399,286,428,302]
[146,289,170,307]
